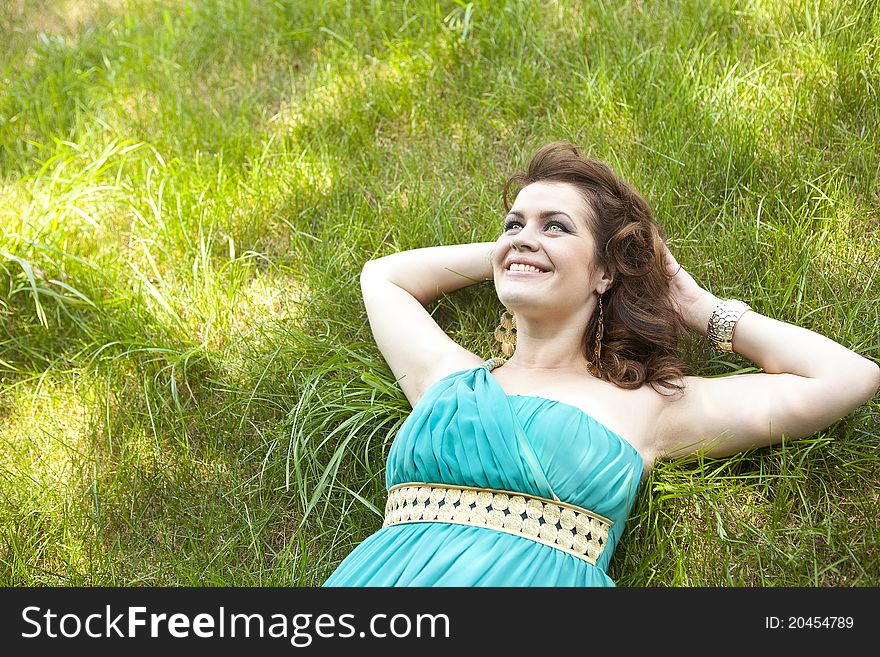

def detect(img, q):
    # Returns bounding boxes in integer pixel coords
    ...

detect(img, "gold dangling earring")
[493,308,517,357]
[587,295,604,377]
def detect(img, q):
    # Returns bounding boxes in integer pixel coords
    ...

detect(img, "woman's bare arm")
[361,242,496,405]
[363,242,496,305]
[655,246,880,458]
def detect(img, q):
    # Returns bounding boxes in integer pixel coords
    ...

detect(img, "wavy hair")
[502,141,689,397]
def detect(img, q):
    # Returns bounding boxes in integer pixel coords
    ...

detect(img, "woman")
[323,141,879,586]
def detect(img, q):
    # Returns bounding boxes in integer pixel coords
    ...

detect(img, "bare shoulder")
[398,346,486,408]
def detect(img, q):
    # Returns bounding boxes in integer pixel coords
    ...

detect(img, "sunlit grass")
[0,0,877,586]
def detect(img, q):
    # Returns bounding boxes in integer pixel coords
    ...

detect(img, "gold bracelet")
[707,299,752,353]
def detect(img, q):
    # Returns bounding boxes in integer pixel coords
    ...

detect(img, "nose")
[511,223,539,250]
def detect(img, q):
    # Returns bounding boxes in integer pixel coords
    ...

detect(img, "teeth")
[509,263,545,273]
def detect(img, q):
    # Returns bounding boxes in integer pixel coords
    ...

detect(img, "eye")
[503,219,569,232]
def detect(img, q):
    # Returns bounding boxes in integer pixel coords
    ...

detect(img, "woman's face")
[492,181,612,315]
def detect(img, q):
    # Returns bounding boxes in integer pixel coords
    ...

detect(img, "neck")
[503,314,595,373]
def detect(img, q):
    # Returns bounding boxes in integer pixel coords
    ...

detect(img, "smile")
[505,269,550,277]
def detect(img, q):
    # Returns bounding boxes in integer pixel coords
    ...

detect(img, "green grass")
[1,0,877,586]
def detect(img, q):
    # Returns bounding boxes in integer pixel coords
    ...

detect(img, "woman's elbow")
[865,361,880,398]
[849,360,880,406]
[361,259,389,280]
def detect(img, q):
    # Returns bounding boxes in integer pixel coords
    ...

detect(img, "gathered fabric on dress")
[323,359,643,587]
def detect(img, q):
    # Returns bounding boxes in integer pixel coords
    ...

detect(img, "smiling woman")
[322,141,880,587]
[492,166,688,396]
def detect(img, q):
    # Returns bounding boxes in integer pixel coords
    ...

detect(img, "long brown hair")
[502,141,689,397]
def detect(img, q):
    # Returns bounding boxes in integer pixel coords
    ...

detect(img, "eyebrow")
[507,210,574,221]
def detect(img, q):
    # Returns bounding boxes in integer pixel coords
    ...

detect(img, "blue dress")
[323,358,644,586]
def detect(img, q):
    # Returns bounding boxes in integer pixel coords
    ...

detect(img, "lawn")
[1,0,878,586]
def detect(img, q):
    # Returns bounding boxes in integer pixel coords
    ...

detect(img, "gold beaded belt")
[383,482,613,565]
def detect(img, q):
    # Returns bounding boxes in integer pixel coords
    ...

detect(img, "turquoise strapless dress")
[323,359,644,586]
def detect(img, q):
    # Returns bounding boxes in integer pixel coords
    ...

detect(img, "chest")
[490,373,664,476]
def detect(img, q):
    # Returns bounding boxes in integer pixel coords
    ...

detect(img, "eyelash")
[503,219,568,232]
